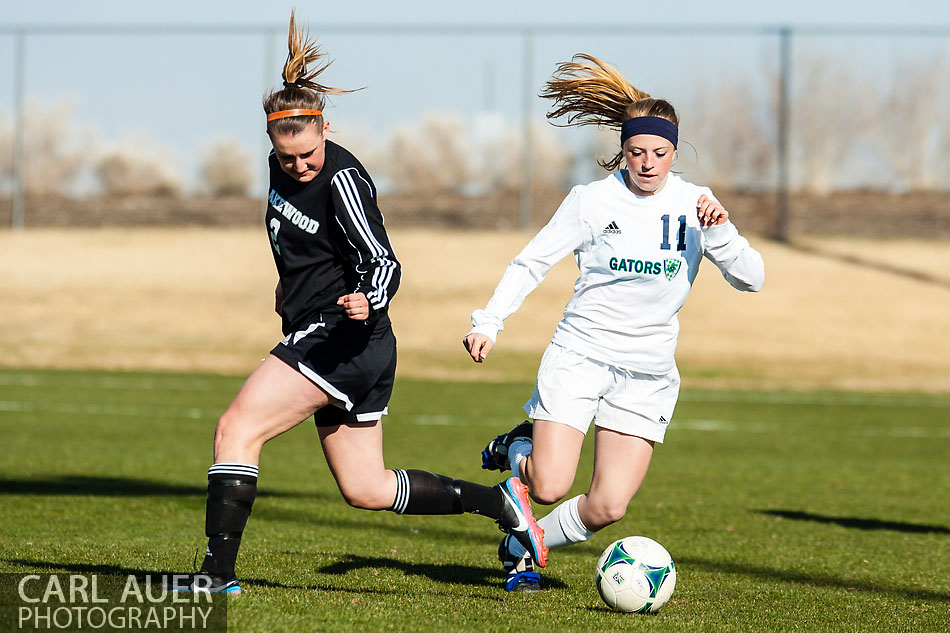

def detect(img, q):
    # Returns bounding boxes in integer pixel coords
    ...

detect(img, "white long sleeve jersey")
[470,171,765,374]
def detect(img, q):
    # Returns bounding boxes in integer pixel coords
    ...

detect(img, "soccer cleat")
[499,534,541,593]
[481,421,533,471]
[504,570,540,593]
[171,573,242,595]
[495,476,547,568]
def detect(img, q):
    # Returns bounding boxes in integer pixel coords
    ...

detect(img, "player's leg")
[504,343,605,501]
[546,364,677,552]
[486,343,606,589]
[214,355,331,464]
[500,360,676,590]
[316,419,395,509]
[198,354,331,591]
[492,419,586,590]
[517,419,585,504]
[578,428,654,530]
[500,428,653,590]
[488,415,592,591]
[318,419,547,566]
[578,364,679,531]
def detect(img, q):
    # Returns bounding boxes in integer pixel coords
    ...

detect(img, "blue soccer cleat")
[482,421,533,471]
[499,534,541,593]
[170,573,242,595]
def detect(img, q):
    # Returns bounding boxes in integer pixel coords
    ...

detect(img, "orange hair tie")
[266,109,323,122]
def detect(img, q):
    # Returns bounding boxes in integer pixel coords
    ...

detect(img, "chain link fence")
[2,24,949,238]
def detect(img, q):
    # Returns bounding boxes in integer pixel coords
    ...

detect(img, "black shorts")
[270,312,396,426]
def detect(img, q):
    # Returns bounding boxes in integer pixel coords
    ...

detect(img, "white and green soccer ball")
[595,536,676,613]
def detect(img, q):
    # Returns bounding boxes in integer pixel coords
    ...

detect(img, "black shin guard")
[201,471,257,579]
[390,469,502,518]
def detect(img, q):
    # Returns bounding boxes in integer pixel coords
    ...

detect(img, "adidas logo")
[659,415,667,423]
[603,221,621,234]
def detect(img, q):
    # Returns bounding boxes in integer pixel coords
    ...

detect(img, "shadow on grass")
[758,509,950,535]
[3,559,206,583]
[679,555,950,604]
[252,505,513,546]
[3,558,290,593]
[4,557,563,595]
[0,475,515,548]
[0,475,315,499]
[318,553,567,590]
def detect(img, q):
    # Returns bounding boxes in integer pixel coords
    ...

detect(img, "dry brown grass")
[2,228,948,392]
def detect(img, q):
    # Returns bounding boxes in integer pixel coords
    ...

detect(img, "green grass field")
[1,368,949,632]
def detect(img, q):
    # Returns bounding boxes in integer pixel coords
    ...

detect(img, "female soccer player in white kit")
[463,54,765,592]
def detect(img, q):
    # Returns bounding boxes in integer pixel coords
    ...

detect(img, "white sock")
[508,439,532,482]
[508,495,593,559]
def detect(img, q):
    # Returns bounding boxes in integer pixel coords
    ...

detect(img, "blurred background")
[1,0,949,392]
[2,0,949,237]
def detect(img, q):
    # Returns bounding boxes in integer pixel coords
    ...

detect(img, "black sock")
[201,463,258,580]
[390,469,502,518]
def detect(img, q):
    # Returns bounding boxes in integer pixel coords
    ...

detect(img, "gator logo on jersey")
[664,258,682,281]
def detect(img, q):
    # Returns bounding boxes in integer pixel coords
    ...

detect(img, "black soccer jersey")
[265,140,401,335]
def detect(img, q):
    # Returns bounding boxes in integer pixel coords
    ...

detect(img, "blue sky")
[2,1,948,192]
[4,0,948,28]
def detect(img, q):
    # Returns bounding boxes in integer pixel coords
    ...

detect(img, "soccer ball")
[595,536,676,613]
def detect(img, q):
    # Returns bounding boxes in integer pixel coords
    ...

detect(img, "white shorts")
[523,343,680,443]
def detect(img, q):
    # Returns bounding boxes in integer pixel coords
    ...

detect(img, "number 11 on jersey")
[660,214,686,252]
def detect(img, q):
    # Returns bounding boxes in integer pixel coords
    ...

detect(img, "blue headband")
[620,116,678,148]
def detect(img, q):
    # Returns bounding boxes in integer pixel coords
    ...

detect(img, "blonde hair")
[540,54,679,171]
[263,10,358,136]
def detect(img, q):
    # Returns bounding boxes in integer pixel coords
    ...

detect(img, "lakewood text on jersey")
[268,188,320,234]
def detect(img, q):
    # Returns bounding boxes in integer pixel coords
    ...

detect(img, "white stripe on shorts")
[354,408,387,422]
[296,363,354,410]
[291,321,326,345]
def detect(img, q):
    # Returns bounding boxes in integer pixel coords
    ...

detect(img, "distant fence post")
[11,29,25,230]
[519,28,534,230]
[775,26,792,242]
[260,26,279,214]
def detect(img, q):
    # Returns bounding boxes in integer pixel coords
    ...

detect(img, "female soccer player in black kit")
[180,12,545,594]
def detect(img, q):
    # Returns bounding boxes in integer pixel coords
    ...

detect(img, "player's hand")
[697,194,729,227]
[337,292,370,321]
[463,333,494,363]
[275,281,284,316]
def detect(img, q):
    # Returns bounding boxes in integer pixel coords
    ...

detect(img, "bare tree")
[490,120,574,193]
[366,111,573,197]
[679,71,776,192]
[879,55,950,192]
[790,55,878,194]
[94,134,183,197]
[0,101,89,196]
[383,112,472,195]
[198,139,254,197]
